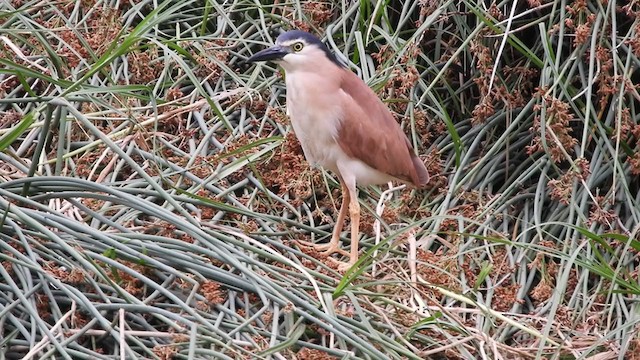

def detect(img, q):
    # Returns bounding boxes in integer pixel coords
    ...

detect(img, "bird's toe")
[334,260,355,272]
[321,246,349,257]
[295,240,349,257]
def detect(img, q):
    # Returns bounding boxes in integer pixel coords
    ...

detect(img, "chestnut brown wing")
[335,70,429,187]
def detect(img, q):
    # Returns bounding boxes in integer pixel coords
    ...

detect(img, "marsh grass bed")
[0,1,639,359]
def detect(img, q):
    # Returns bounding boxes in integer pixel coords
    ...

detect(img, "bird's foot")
[295,240,350,257]
[326,258,357,272]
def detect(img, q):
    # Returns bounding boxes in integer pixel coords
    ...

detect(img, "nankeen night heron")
[246,30,429,270]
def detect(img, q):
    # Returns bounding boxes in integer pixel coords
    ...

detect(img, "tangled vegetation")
[1,0,639,359]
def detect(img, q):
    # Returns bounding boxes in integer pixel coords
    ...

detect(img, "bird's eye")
[292,42,304,52]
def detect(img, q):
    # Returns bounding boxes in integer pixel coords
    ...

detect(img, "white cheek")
[281,53,300,67]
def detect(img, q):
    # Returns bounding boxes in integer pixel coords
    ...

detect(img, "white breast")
[285,71,343,173]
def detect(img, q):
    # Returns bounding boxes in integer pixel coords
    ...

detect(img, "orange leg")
[334,182,360,271]
[347,195,360,266]
[320,180,350,256]
[297,180,349,257]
